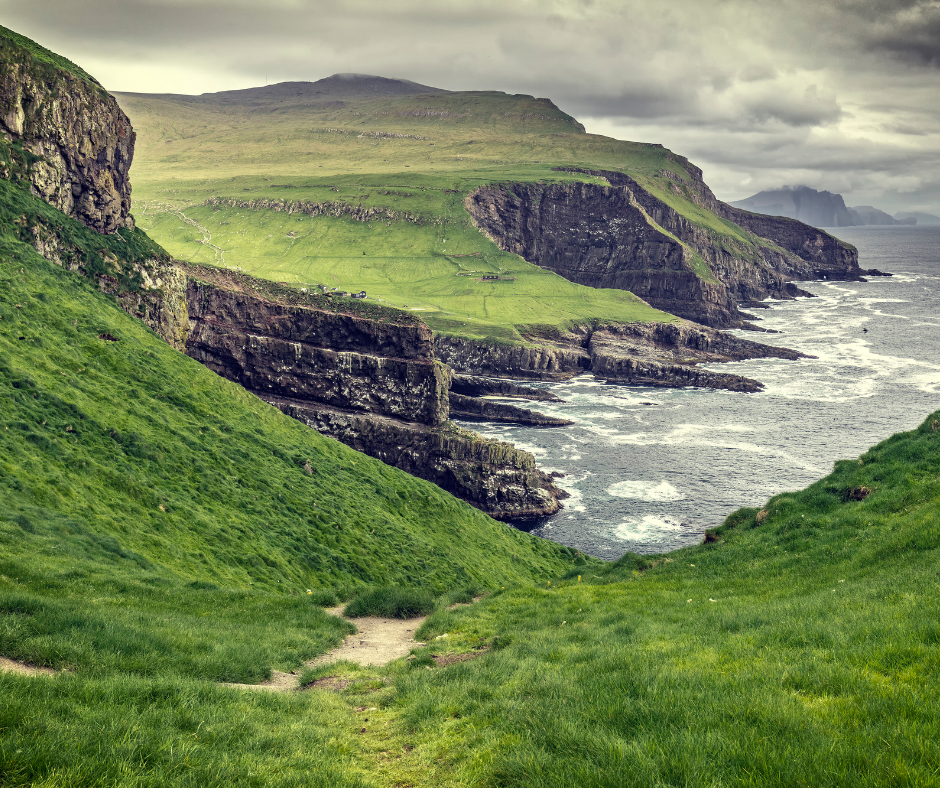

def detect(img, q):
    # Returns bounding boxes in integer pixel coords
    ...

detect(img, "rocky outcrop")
[185,279,449,426]
[204,196,424,225]
[434,335,590,380]
[437,320,805,392]
[632,162,868,281]
[466,167,866,328]
[175,269,565,519]
[450,375,562,402]
[268,400,568,521]
[467,180,738,328]
[449,393,573,426]
[0,29,135,234]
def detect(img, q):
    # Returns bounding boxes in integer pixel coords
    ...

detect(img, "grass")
[6,411,937,787]
[136,188,672,342]
[343,586,438,619]
[0,177,586,685]
[114,86,767,342]
[4,34,939,786]
[0,25,103,89]
[3,171,938,780]
[0,674,377,788]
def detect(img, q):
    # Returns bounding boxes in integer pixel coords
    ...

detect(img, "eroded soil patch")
[0,657,56,677]
[226,605,427,692]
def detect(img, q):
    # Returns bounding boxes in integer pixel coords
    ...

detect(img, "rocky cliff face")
[272,402,567,521]
[466,167,865,328]
[448,392,573,426]
[0,30,135,234]
[176,268,565,520]
[638,161,865,280]
[185,278,449,426]
[436,320,805,392]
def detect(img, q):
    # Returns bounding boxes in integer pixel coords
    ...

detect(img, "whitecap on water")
[614,515,689,542]
[554,474,588,514]
[608,480,684,501]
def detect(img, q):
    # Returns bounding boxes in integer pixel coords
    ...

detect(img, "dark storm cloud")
[868,7,940,68]
[1,0,938,213]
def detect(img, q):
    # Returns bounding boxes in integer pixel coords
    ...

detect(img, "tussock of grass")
[343,587,437,619]
[305,588,341,607]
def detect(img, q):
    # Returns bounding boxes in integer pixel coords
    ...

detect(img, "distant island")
[894,210,940,226]
[731,185,939,228]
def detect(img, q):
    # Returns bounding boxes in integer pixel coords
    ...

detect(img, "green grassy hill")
[116,82,765,341]
[5,296,938,785]
[0,176,584,686]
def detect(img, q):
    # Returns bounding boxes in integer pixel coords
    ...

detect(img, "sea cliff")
[466,166,864,328]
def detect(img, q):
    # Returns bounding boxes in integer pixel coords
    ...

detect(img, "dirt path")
[224,606,427,692]
[0,657,56,678]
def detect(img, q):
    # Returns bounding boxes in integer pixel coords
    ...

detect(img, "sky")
[3,0,939,214]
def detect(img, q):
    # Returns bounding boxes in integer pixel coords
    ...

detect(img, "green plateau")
[115,84,749,341]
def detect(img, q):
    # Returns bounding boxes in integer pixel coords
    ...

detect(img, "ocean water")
[458,226,940,560]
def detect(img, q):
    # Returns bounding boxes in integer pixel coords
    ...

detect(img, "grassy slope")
[0,178,584,686]
[117,88,763,341]
[4,395,938,785]
[328,412,940,786]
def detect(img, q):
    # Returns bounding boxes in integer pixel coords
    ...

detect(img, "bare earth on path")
[223,605,427,692]
[0,657,57,677]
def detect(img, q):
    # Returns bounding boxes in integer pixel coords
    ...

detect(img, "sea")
[457,226,940,560]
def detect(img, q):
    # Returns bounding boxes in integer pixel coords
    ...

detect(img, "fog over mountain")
[732,186,920,228]
[3,0,938,216]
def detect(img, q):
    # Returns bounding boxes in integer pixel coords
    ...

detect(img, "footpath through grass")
[378,411,940,786]
[3,387,938,785]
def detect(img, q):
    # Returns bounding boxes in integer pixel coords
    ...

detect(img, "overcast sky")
[4,0,939,214]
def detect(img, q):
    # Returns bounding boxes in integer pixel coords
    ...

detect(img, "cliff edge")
[467,166,864,329]
[0,26,135,234]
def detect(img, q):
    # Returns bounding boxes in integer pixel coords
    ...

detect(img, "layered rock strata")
[436,320,805,392]
[272,400,567,521]
[180,272,565,520]
[450,374,563,402]
[448,392,573,426]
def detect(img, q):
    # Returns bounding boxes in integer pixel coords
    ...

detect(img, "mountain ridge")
[118,73,450,105]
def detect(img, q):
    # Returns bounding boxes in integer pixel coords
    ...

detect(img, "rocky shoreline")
[434,319,806,393]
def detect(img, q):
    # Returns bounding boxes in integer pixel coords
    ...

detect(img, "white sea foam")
[608,480,684,501]
[614,515,689,542]
[555,475,588,513]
